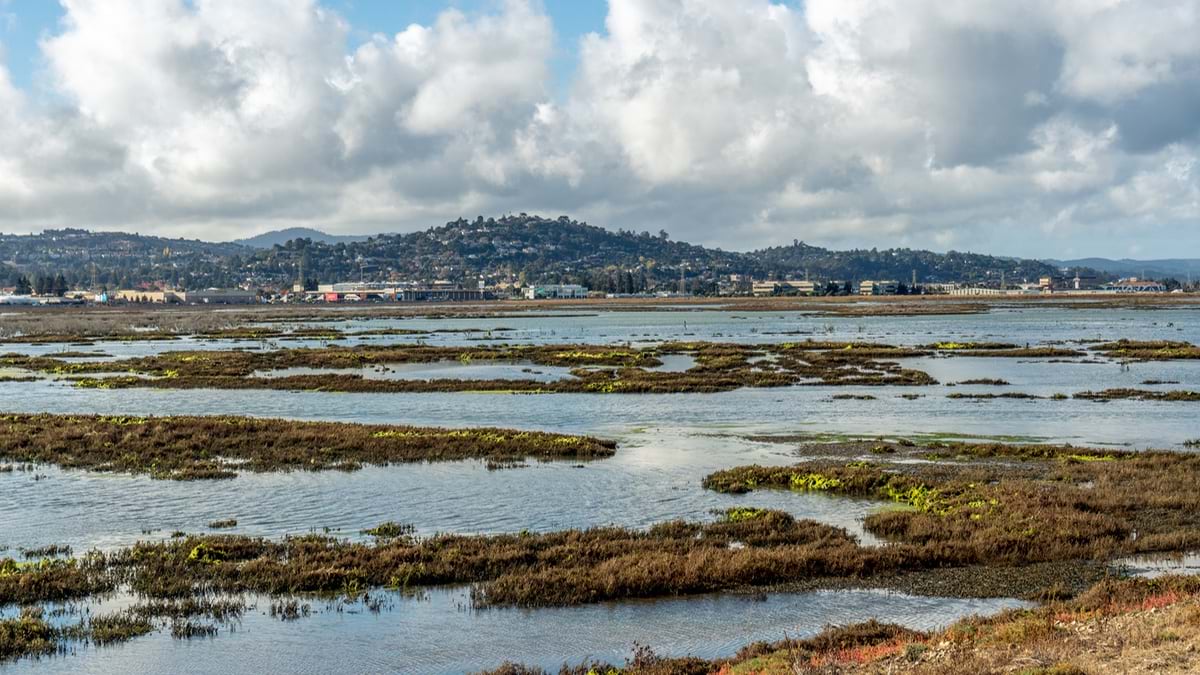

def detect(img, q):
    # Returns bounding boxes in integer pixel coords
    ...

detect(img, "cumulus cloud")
[0,0,1197,256]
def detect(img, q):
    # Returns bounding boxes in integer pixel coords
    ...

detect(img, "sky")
[0,1,1198,259]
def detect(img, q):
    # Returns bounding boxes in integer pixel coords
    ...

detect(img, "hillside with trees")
[2,215,1084,292]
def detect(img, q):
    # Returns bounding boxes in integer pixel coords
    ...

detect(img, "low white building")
[524,284,587,300]
[1103,279,1168,293]
[753,280,816,296]
[0,295,39,305]
[180,288,259,304]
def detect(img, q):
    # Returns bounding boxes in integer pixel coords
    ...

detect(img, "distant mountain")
[1045,258,1200,280]
[235,228,369,249]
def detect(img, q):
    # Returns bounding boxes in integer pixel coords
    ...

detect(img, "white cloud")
[0,0,1197,257]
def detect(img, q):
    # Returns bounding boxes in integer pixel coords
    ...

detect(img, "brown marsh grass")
[0,413,616,479]
[704,441,1200,564]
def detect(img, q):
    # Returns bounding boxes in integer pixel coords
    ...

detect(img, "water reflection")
[0,429,882,552]
[2,588,1030,675]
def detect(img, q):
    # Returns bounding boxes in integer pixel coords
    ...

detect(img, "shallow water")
[0,427,890,552]
[2,305,1198,671]
[1114,552,1200,579]
[2,588,1030,674]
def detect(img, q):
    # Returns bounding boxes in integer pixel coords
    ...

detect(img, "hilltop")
[235,228,369,249]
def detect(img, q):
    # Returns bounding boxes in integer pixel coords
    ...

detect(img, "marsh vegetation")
[0,414,616,479]
[3,340,939,394]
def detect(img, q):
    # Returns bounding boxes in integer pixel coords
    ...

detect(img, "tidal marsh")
[704,440,1200,565]
[9,440,1200,614]
[4,340,939,394]
[0,414,616,480]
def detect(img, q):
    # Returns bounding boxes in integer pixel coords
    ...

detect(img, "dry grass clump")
[127,597,245,621]
[0,556,113,606]
[0,413,616,479]
[20,545,72,559]
[82,611,154,645]
[0,607,57,662]
[0,606,156,663]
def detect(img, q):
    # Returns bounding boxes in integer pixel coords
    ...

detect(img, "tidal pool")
[1,588,1030,674]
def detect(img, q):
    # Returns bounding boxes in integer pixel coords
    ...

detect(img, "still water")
[2,305,1198,671]
[3,588,1030,674]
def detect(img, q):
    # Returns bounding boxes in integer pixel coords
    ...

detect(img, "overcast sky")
[1,1,1198,258]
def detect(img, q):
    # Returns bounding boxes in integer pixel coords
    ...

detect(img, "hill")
[235,228,369,249]
[244,215,1070,290]
[0,228,251,289]
[0,216,1104,292]
[755,242,1059,284]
